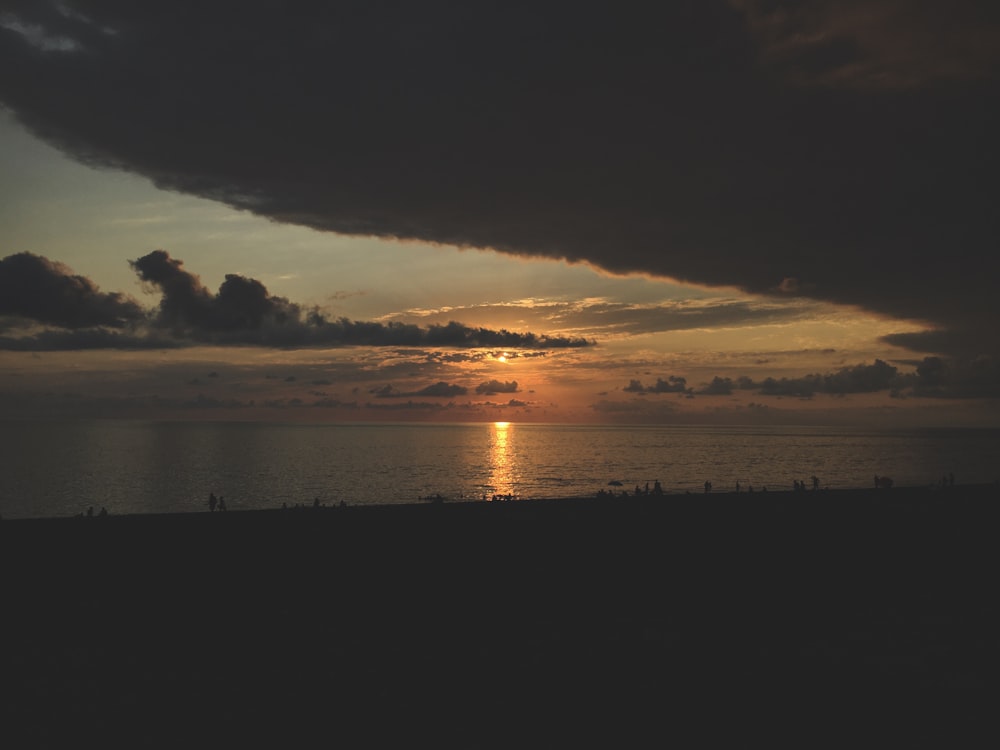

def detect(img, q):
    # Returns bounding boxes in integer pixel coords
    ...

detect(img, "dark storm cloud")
[476,380,519,396]
[0,251,589,350]
[733,0,1000,88]
[0,252,143,329]
[2,2,997,357]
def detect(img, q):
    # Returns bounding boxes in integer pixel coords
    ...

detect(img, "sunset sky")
[2,0,999,426]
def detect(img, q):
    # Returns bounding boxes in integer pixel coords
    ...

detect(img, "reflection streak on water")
[489,421,515,498]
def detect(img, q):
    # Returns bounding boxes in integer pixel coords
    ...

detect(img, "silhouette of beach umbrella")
[608,480,623,486]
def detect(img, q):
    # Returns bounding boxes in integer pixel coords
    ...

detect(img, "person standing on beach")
[209,493,217,512]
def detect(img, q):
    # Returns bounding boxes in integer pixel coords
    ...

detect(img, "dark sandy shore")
[2,484,998,743]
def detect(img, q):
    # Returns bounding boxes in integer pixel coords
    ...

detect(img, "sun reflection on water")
[488,421,517,498]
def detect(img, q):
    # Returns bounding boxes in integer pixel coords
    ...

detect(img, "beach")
[3,484,997,743]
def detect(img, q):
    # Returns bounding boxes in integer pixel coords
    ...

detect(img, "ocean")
[1,419,998,519]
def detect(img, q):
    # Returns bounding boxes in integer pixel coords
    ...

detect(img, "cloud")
[371,381,468,399]
[894,356,1000,399]
[539,297,826,338]
[416,381,468,398]
[0,251,591,351]
[732,0,1000,89]
[476,380,519,396]
[750,359,901,397]
[130,250,591,348]
[623,376,692,395]
[698,376,736,396]
[628,359,915,399]
[1,3,997,358]
[0,252,143,329]
[401,297,820,338]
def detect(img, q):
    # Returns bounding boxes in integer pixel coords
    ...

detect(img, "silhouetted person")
[704,481,711,494]
[313,497,320,509]
[653,480,663,495]
[874,474,880,488]
[812,476,819,491]
[99,506,107,517]
[218,497,227,511]
[209,493,217,512]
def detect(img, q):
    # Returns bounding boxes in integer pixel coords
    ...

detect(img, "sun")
[495,352,509,363]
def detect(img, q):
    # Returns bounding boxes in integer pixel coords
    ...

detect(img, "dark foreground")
[3,485,999,744]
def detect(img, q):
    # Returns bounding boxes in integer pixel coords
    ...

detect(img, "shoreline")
[4,481,996,524]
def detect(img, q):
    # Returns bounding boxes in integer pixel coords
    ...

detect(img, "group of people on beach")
[792,477,821,492]
[207,493,226,512]
[78,506,108,518]
[487,493,518,502]
[282,498,348,509]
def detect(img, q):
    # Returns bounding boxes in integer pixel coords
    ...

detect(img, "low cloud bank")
[624,358,1000,400]
[0,251,592,351]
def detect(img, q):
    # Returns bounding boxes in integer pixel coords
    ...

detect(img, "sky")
[1,0,999,426]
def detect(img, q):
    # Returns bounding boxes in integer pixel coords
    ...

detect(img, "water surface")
[1,420,997,518]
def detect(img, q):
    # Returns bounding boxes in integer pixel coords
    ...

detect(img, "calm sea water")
[1,420,998,519]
